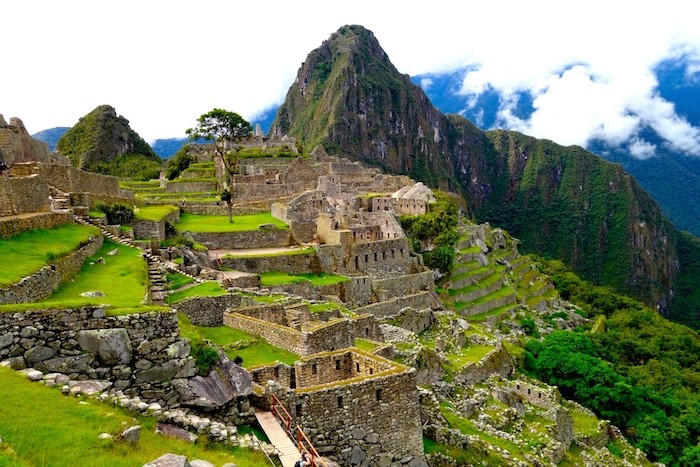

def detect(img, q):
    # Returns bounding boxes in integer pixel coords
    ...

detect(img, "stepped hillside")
[57,105,161,179]
[270,24,698,324]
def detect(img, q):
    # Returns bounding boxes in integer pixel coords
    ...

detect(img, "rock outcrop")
[0,115,54,164]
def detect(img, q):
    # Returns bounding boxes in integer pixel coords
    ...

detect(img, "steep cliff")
[271,24,695,320]
[57,105,159,175]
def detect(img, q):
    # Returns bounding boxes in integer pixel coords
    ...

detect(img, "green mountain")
[57,105,161,180]
[31,126,69,152]
[271,24,699,325]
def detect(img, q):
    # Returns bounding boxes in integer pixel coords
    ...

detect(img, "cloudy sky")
[4,0,700,154]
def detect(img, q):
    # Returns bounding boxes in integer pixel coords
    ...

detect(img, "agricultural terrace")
[37,241,151,313]
[0,224,100,286]
[175,213,287,232]
[133,204,179,221]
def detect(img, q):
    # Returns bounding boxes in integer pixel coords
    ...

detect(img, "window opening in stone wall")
[335,360,341,370]
[376,388,382,401]
[274,366,280,378]
[337,396,343,408]
[356,363,360,372]
[365,328,369,337]
[312,363,317,374]
[296,403,302,416]
[369,368,374,375]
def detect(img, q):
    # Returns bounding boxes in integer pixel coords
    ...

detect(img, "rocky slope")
[57,105,159,173]
[270,24,695,323]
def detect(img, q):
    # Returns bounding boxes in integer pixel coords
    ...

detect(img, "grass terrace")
[133,204,179,221]
[178,315,299,368]
[260,271,349,287]
[31,241,151,313]
[167,282,227,304]
[0,367,267,467]
[222,246,316,258]
[175,213,287,232]
[0,223,100,286]
[166,272,195,290]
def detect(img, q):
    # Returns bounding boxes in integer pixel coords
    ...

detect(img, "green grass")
[133,204,179,221]
[0,223,100,285]
[34,241,149,310]
[175,213,287,233]
[260,271,349,287]
[88,211,106,219]
[166,272,195,290]
[443,345,494,372]
[570,409,600,436]
[222,247,316,258]
[354,338,381,352]
[0,367,267,467]
[468,304,517,322]
[167,282,227,304]
[308,302,350,314]
[178,318,299,368]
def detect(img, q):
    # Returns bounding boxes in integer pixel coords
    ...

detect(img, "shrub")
[94,202,135,225]
[164,145,195,180]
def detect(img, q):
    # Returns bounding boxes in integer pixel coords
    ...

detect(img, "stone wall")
[131,208,180,240]
[0,175,50,216]
[372,197,427,216]
[279,157,319,189]
[285,354,425,464]
[391,308,434,334]
[0,307,194,405]
[0,211,73,239]
[317,238,419,275]
[187,229,292,250]
[371,271,435,302]
[220,250,319,275]
[231,182,305,203]
[172,294,243,326]
[37,164,121,197]
[303,319,354,354]
[0,235,103,304]
[294,350,394,388]
[453,343,515,385]
[250,362,294,388]
[165,180,217,193]
[234,303,288,326]
[339,276,372,307]
[224,312,304,355]
[182,204,268,216]
[354,292,435,319]
[460,291,517,317]
[0,116,51,164]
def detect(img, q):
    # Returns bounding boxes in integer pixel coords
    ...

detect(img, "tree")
[186,108,252,222]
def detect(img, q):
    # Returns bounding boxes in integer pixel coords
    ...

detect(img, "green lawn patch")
[354,338,381,352]
[36,240,149,311]
[167,282,227,304]
[260,271,349,287]
[133,204,179,221]
[167,272,195,290]
[0,223,100,286]
[468,304,517,322]
[88,211,106,219]
[308,302,350,314]
[178,317,299,368]
[175,212,287,232]
[0,367,266,467]
[570,408,600,436]
[222,247,316,258]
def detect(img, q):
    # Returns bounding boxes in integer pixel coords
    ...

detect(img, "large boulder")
[77,328,132,365]
[176,355,253,409]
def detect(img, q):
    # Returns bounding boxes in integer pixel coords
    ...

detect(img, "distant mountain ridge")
[31,127,70,152]
[271,24,700,325]
[414,58,700,236]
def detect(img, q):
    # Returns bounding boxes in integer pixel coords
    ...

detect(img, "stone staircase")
[74,215,203,288]
[148,258,168,305]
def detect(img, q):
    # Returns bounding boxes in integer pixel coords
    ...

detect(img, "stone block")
[77,328,132,365]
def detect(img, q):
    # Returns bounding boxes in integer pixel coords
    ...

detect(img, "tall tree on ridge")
[186,108,252,222]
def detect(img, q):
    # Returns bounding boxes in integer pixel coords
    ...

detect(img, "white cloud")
[420,78,433,90]
[629,139,657,159]
[2,0,700,148]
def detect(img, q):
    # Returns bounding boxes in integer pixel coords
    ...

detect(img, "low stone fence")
[0,307,193,405]
[131,208,180,240]
[371,271,434,302]
[220,250,319,274]
[224,312,304,355]
[460,291,517,316]
[38,164,121,196]
[172,294,243,326]
[165,180,218,193]
[183,204,267,216]
[0,175,50,216]
[453,343,514,385]
[0,235,103,304]
[0,211,72,239]
[187,229,292,249]
[353,291,434,319]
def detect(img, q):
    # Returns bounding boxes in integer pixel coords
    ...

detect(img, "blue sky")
[4,0,700,151]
